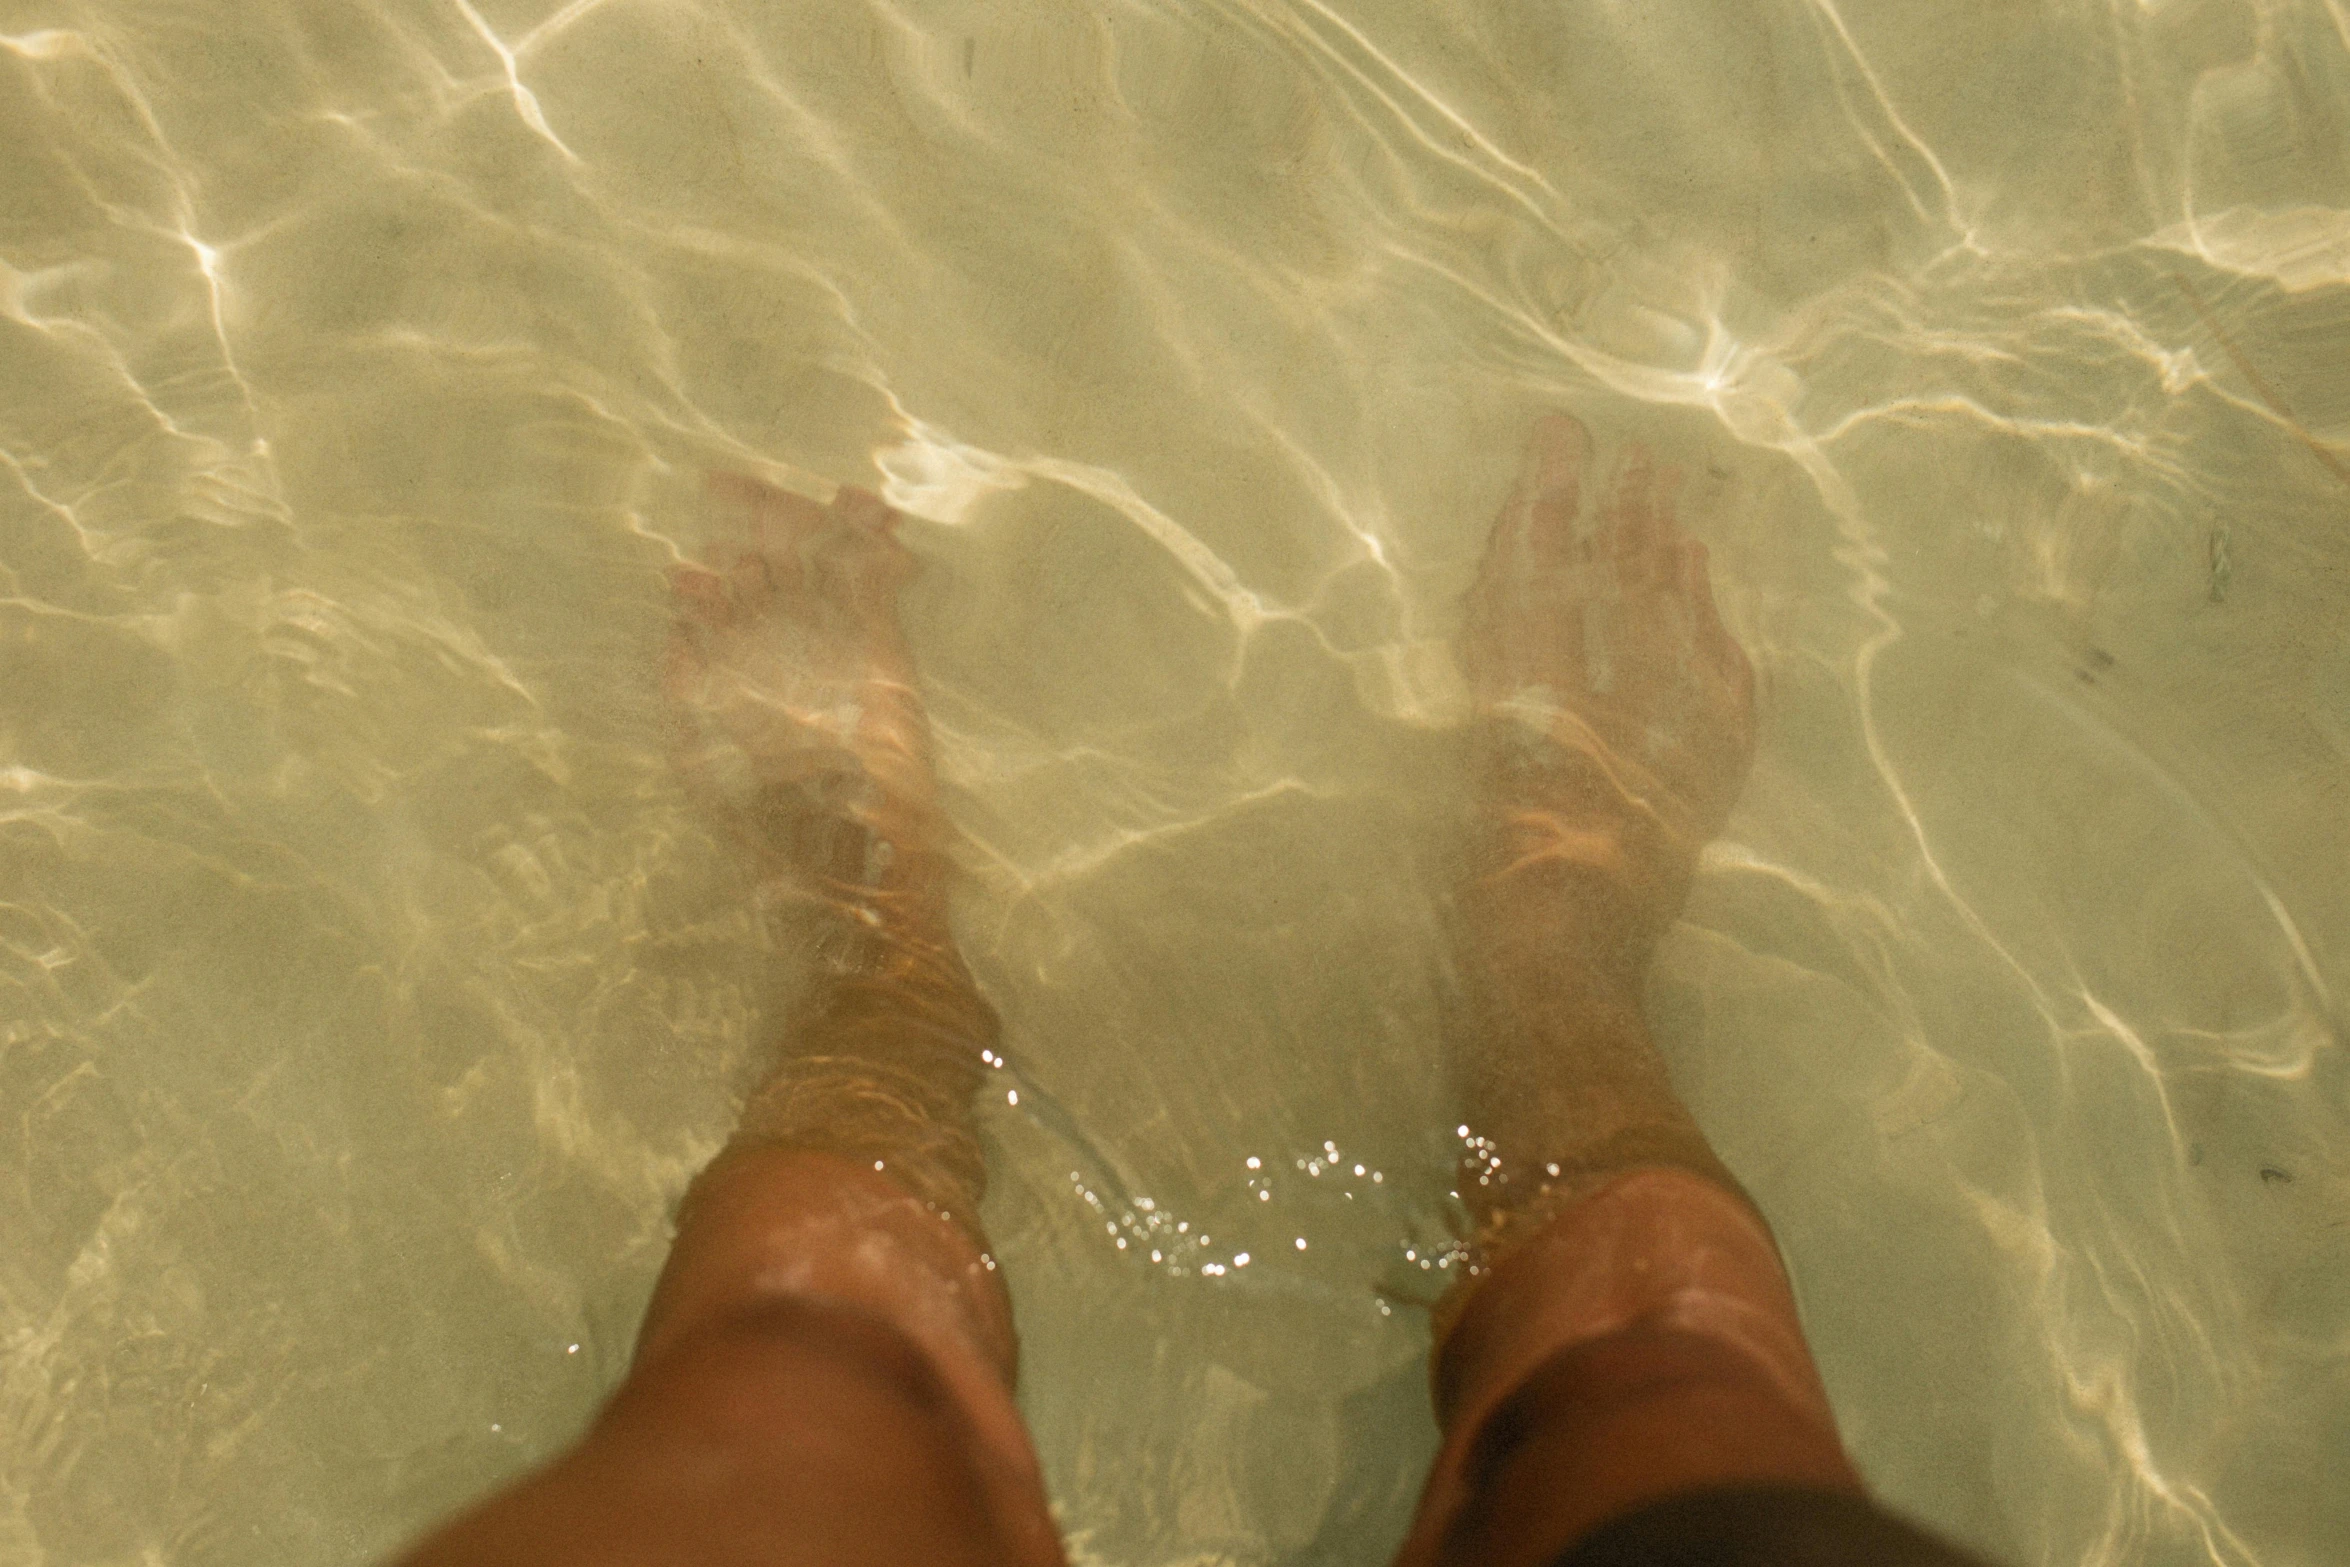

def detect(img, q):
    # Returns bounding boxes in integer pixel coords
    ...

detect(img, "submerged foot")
[1458,414,1757,936]
[667,477,1001,1239]
[664,475,950,916]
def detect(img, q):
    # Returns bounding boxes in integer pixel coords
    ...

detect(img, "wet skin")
[394,416,1860,1567]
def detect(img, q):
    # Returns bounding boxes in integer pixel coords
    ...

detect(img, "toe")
[709,472,827,593]
[830,484,900,534]
[814,487,918,610]
[659,623,707,705]
[1640,466,1688,588]
[1685,540,1748,692]
[1674,540,1707,625]
[670,562,735,628]
[1610,445,1661,582]
[710,472,828,544]
[722,547,777,607]
[1509,413,1591,564]
[1482,414,1588,567]
[1652,466,1686,538]
[1525,413,1593,492]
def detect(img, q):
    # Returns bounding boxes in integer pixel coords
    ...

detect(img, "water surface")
[2,2,2346,1564]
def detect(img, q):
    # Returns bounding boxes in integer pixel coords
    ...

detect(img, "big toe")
[1527,412,1593,480]
[815,487,919,605]
[1500,413,1592,565]
[670,561,738,629]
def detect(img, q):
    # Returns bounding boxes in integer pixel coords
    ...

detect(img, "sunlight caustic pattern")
[0,1,2345,1565]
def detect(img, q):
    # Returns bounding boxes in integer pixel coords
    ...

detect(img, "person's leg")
[393,478,1063,1567]
[1395,419,1980,1567]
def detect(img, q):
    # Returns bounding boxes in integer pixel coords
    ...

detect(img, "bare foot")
[664,475,948,916]
[664,477,1001,1244]
[1458,414,1757,936]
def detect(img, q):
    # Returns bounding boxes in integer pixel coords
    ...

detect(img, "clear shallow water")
[2,0,2346,1563]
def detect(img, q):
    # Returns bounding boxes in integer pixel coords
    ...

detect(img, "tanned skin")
[395,416,1858,1567]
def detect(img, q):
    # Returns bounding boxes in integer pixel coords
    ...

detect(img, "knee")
[400,1297,1007,1567]
[617,1293,969,1449]
[1479,1319,1855,1486]
[1440,1321,1860,1567]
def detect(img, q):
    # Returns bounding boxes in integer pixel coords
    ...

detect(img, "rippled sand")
[1,3,2345,1564]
